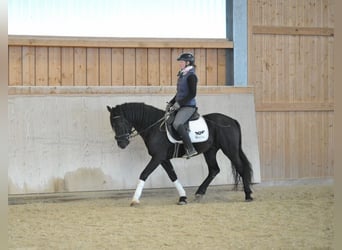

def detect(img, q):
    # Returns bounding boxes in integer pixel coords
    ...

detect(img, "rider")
[167,52,198,159]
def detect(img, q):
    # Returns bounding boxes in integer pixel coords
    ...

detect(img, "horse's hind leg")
[222,149,253,201]
[233,160,253,201]
[195,148,220,201]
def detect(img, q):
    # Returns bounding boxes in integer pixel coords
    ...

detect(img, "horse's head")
[107,105,133,149]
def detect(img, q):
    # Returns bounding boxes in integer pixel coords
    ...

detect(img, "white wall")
[8,91,260,194]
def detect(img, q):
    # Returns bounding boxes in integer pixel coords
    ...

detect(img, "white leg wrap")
[132,180,145,202]
[173,180,186,197]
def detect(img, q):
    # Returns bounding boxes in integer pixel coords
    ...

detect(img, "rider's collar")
[178,66,194,77]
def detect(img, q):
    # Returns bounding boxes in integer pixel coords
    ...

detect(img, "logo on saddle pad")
[166,116,209,144]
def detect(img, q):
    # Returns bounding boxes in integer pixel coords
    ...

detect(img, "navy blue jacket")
[170,67,197,107]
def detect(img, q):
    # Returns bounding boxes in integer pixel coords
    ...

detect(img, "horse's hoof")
[177,196,187,205]
[194,194,204,202]
[130,200,140,207]
[245,197,253,202]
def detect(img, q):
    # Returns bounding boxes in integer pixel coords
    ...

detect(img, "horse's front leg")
[131,157,160,206]
[161,160,187,205]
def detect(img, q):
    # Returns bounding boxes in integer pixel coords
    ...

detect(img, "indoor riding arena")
[8,0,334,249]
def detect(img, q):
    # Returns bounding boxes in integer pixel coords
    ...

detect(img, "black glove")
[170,102,180,112]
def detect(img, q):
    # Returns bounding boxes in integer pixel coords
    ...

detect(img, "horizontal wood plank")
[252,26,334,36]
[8,36,234,49]
[256,102,334,112]
[8,86,253,96]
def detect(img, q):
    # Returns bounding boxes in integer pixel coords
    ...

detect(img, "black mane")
[115,102,165,129]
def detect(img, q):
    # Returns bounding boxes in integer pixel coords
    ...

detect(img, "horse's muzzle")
[115,133,130,149]
[117,140,129,149]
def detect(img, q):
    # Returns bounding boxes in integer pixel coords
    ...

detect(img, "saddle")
[165,110,209,144]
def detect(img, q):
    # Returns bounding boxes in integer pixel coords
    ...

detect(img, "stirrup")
[183,148,198,159]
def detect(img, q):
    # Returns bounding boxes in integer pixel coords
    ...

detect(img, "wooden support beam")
[252,26,334,36]
[8,35,234,49]
[256,102,334,112]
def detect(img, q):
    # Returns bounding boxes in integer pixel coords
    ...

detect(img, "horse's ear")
[107,106,112,112]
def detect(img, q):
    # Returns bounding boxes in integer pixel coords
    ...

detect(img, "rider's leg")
[172,107,198,158]
[176,124,198,158]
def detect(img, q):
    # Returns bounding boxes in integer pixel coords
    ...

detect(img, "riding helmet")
[177,52,195,65]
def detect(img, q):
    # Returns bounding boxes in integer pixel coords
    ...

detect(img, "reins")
[129,116,166,139]
[127,108,178,138]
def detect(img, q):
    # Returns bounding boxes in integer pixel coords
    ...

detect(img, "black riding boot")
[177,125,198,159]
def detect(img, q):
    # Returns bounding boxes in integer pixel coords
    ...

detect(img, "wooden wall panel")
[86,48,99,86]
[22,47,35,86]
[135,49,148,86]
[159,49,171,86]
[48,47,61,86]
[206,49,218,85]
[9,47,22,86]
[148,49,160,86]
[112,48,124,85]
[9,41,228,87]
[123,48,136,85]
[194,49,207,86]
[61,48,74,85]
[249,2,334,105]
[99,48,112,86]
[35,47,48,85]
[74,48,86,85]
[217,49,226,85]
[256,111,334,180]
[249,0,334,180]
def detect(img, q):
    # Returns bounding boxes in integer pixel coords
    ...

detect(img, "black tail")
[232,120,253,190]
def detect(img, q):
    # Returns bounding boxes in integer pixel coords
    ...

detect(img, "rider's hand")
[170,102,180,111]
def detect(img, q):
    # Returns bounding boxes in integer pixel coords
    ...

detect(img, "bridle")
[112,115,166,142]
[112,116,133,143]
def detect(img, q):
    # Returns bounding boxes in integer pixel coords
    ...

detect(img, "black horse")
[107,102,253,206]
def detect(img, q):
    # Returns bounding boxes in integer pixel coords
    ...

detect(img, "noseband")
[112,116,133,142]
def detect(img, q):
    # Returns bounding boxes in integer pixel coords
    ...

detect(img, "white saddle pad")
[166,116,209,144]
